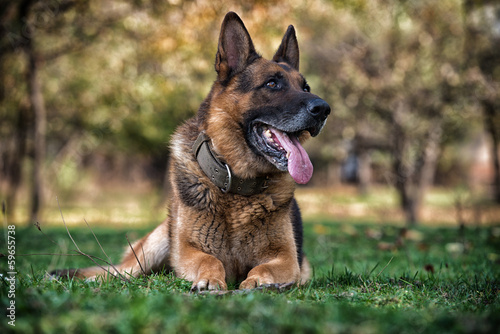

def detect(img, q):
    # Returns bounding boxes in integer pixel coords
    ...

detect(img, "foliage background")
[0,0,499,225]
[0,1,499,333]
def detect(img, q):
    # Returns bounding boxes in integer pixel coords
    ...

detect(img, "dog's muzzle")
[307,98,330,128]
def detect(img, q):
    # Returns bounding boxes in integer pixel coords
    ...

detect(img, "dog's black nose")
[307,99,331,121]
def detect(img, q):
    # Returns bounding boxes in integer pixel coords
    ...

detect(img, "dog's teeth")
[286,151,291,159]
[264,129,272,138]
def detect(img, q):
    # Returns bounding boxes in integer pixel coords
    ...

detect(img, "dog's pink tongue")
[271,129,313,184]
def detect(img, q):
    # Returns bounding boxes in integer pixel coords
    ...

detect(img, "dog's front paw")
[239,275,274,290]
[190,277,227,292]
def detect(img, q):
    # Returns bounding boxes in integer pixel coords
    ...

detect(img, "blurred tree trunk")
[390,106,442,226]
[391,121,418,224]
[357,150,371,195]
[482,100,500,203]
[27,50,46,222]
[0,1,32,221]
[327,163,342,186]
[418,121,442,199]
[2,0,115,221]
[464,0,500,204]
[3,106,29,221]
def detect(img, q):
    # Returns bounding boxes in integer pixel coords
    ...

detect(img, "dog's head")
[201,12,330,184]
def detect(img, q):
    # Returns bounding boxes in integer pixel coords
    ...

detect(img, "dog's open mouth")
[251,123,313,184]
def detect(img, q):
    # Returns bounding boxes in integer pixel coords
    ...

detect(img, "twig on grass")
[369,262,380,276]
[399,277,414,287]
[126,234,147,276]
[6,252,81,257]
[34,221,63,247]
[82,218,125,279]
[56,197,129,282]
[376,256,394,279]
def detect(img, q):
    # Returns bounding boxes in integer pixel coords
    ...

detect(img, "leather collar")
[192,131,269,196]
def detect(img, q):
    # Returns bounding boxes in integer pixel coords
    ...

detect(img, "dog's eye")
[303,84,311,93]
[266,80,280,90]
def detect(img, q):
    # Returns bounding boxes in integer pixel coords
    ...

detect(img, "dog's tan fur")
[54,12,329,291]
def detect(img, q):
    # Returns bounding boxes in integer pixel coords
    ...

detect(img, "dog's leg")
[239,252,300,289]
[175,245,227,291]
[299,255,311,284]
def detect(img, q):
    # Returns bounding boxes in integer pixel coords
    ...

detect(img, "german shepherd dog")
[54,12,330,291]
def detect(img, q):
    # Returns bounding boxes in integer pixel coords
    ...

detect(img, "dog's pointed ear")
[215,12,258,81]
[273,25,299,71]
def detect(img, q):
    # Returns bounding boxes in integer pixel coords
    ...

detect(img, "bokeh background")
[1,0,499,227]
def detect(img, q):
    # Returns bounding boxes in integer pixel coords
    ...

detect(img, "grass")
[1,218,499,333]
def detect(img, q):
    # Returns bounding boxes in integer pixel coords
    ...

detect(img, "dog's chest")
[194,196,274,246]
[190,195,286,273]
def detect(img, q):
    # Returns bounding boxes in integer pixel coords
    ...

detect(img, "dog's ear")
[273,25,299,71]
[215,12,258,81]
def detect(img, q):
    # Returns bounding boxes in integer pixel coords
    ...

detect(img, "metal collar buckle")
[221,164,232,193]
